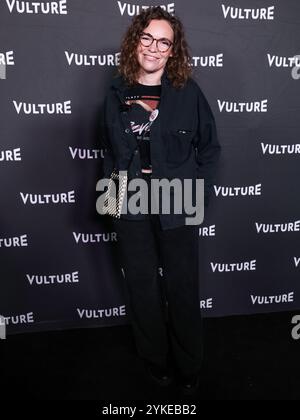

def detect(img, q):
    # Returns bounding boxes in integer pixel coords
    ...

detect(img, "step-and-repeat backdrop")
[1,1,300,335]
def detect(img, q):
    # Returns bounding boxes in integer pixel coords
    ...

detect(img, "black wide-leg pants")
[112,173,203,377]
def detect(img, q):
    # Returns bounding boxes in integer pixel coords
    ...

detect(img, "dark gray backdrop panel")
[0,0,299,334]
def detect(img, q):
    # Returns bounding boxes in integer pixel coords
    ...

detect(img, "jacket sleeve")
[100,92,115,178]
[194,85,221,207]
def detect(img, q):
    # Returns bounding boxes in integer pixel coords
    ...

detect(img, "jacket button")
[125,128,130,134]
[135,171,139,176]
[134,149,139,154]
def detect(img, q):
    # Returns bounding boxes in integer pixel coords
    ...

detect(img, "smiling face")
[136,19,174,81]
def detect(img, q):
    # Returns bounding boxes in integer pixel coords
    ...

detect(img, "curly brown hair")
[116,6,193,89]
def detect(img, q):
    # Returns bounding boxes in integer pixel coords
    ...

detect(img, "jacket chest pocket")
[166,128,196,164]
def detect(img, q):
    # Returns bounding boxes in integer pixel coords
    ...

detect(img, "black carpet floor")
[2,311,300,400]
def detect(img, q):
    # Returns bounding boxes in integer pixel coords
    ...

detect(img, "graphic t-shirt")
[124,82,161,173]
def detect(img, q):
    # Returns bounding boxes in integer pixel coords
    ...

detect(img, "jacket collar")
[111,67,171,93]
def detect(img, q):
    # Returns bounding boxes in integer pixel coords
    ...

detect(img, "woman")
[100,6,221,396]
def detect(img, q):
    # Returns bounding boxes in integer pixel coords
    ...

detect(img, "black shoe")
[145,361,173,387]
[179,373,200,396]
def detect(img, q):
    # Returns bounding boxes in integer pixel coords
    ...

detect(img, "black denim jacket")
[100,68,221,230]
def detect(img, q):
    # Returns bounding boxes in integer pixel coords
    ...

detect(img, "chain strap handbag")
[102,105,157,218]
[102,166,129,218]
[102,137,142,219]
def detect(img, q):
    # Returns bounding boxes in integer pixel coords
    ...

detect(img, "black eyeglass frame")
[139,32,174,52]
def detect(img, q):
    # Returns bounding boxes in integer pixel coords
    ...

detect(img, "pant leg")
[112,189,169,367]
[154,221,203,377]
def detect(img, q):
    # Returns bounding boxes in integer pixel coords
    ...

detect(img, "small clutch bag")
[102,168,128,218]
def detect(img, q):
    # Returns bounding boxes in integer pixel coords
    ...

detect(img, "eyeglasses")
[139,32,173,53]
